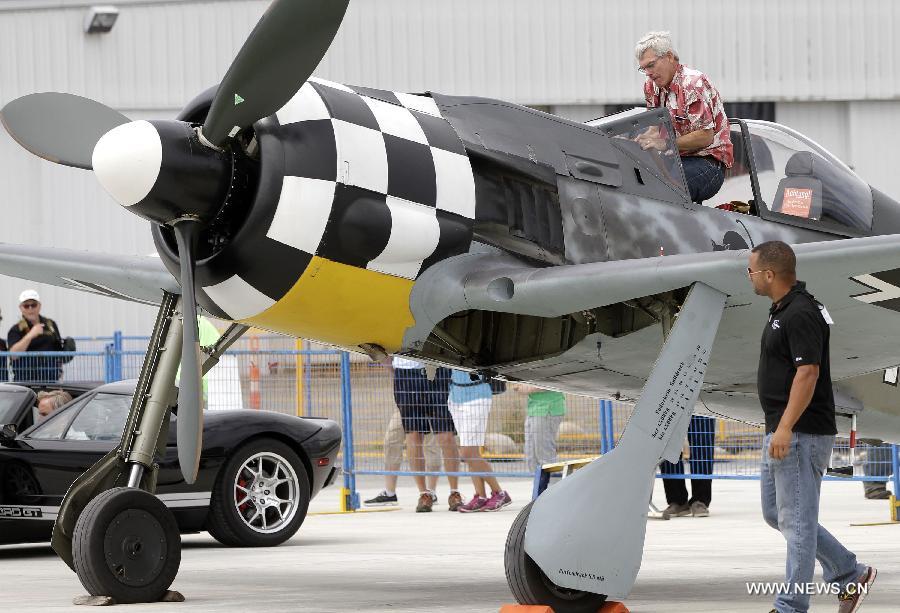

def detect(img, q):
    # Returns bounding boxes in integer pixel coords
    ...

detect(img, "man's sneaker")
[690,501,709,517]
[838,566,876,613]
[448,491,463,511]
[483,490,512,512]
[415,492,434,513]
[863,482,892,500]
[661,502,691,519]
[430,491,438,503]
[458,494,488,513]
[363,491,398,507]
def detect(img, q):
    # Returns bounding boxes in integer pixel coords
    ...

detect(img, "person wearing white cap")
[7,289,66,382]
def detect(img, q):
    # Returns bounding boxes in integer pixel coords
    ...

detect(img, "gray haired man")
[635,31,733,204]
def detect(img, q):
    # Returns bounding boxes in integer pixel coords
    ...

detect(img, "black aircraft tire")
[206,437,310,547]
[504,502,608,613]
[73,487,181,603]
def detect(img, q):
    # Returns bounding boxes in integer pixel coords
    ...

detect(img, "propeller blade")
[201,0,349,146]
[173,220,203,484]
[1,93,129,170]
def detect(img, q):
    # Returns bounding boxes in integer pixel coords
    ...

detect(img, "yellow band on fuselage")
[241,256,414,352]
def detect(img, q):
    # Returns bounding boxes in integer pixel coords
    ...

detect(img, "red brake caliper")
[237,474,251,513]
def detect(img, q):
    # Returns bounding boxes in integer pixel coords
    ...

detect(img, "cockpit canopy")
[591,109,874,235]
[723,120,873,233]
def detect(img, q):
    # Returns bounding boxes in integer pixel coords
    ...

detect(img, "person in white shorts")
[448,369,512,512]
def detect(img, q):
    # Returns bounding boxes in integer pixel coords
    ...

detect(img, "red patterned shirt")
[644,64,733,168]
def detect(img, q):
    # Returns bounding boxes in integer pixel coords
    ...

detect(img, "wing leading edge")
[3,233,900,339]
[407,234,900,348]
[0,242,179,306]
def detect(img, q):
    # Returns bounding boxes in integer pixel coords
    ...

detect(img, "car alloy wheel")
[233,451,301,534]
[207,437,311,547]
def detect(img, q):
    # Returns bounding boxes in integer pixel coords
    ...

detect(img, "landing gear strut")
[504,283,727,609]
[51,291,249,602]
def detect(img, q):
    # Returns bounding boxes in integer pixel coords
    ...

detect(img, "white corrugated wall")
[846,101,900,199]
[0,0,898,335]
[1,0,899,106]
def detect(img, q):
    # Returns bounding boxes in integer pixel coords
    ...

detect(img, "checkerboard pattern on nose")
[201,78,477,322]
[268,77,476,281]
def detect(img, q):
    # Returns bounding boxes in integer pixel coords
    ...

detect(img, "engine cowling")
[153,79,476,351]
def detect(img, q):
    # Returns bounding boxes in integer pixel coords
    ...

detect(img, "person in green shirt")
[519,384,566,472]
[176,316,222,406]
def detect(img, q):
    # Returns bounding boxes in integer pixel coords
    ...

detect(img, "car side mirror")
[0,423,17,445]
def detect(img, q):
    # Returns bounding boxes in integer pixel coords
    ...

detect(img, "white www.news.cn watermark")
[746,582,868,596]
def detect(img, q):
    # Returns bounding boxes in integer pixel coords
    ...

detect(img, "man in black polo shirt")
[7,289,65,383]
[749,241,875,613]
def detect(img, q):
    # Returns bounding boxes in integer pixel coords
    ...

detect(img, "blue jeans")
[681,156,724,203]
[760,432,866,612]
[660,415,716,506]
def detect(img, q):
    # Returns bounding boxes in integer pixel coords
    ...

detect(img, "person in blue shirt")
[447,369,511,512]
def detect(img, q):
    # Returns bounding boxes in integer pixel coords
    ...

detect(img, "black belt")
[451,379,486,388]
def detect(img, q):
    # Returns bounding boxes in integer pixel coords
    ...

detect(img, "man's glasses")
[747,268,772,277]
[21,302,39,309]
[637,57,662,74]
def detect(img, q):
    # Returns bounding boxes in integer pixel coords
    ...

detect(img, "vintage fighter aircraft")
[2,0,900,609]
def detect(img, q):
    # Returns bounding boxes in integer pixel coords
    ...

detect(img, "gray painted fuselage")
[417,97,900,442]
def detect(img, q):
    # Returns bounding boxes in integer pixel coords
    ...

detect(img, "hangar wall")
[1,0,898,106]
[0,0,897,335]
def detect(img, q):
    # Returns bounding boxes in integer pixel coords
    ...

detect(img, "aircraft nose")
[92,120,162,207]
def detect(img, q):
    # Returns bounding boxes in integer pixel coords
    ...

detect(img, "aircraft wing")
[408,234,900,344]
[0,242,179,306]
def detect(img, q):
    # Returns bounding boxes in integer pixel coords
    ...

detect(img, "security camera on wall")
[84,5,119,34]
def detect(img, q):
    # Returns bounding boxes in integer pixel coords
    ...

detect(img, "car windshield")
[28,391,131,441]
[0,389,29,424]
[64,392,131,441]
[28,400,78,440]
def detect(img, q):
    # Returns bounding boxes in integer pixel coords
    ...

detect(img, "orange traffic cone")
[249,360,260,410]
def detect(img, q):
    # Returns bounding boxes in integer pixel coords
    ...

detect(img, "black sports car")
[0,380,341,547]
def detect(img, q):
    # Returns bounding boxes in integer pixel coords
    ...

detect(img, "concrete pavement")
[1,476,897,612]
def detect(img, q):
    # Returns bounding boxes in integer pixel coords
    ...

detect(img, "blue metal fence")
[2,337,898,513]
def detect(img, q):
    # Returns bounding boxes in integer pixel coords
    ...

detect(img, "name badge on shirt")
[819,304,834,325]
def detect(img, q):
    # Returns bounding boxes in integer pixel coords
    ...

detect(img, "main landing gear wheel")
[504,502,608,613]
[73,487,181,603]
